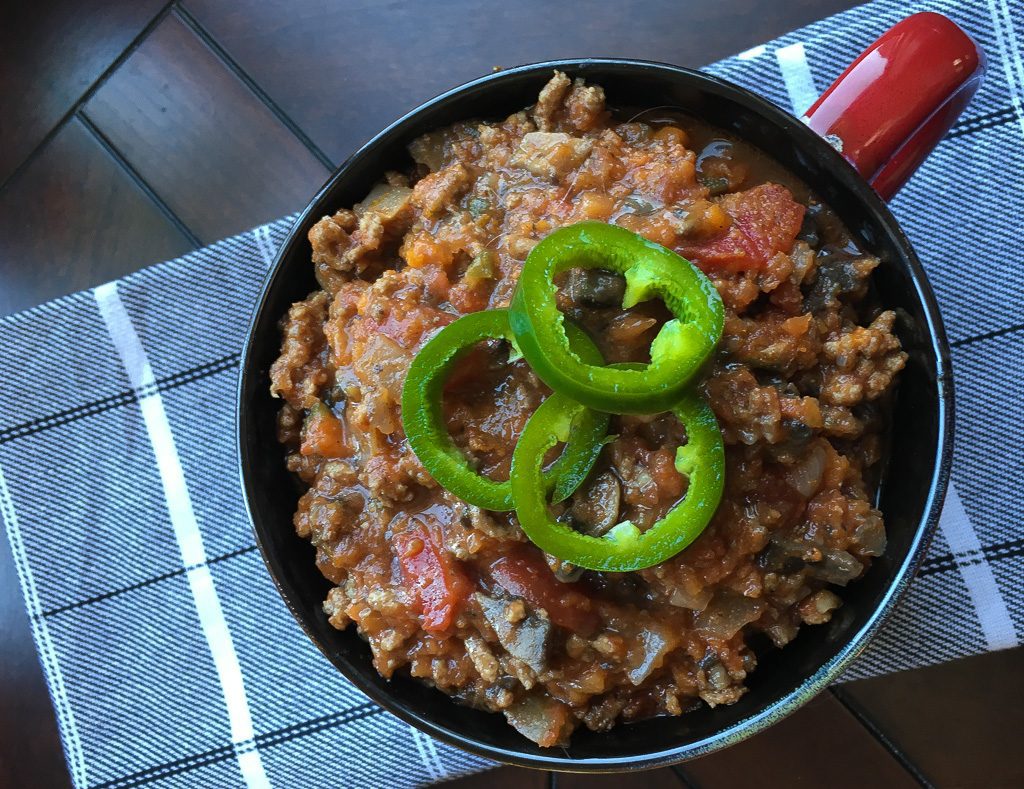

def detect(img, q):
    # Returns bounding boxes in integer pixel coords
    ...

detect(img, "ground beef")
[270,72,906,747]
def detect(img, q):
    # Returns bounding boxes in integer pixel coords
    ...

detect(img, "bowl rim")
[237,57,955,771]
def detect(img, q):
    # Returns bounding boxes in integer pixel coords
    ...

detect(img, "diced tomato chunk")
[489,544,599,634]
[300,403,351,458]
[680,183,805,274]
[393,521,472,633]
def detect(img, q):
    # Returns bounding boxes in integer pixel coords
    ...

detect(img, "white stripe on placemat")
[407,728,440,781]
[94,282,272,789]
[775,42,818,116]
[938,484,1019,650]
[988,0,1024,137]
[423,728,445,778]
[0,464,89,789]
[1004,0,1024,98]
[738,44,766,60]
[253,225,276,268]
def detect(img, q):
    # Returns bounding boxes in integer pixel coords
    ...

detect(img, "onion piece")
[695,592,765,639]
[787,441,827,497]
[354,183,412,221]
[408,130,447,171]
[353,333,409,435]
[851,517,887,557]
[763,618,799,648]
[354,334,408,399]
[669,585,712,612]
[626,622,674,685]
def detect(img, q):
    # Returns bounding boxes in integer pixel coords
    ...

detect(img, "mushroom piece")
[806,548,864,586]
[565,268,627,308]
[504,694,572,747]
[544,553,585,583]
[570,471,622,537]
[475,593,552,669]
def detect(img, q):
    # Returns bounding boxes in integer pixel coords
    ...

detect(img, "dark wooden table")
[1,2,1020,787]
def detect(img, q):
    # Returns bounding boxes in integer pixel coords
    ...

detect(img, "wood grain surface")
[0,0,170,185]
[0,2,1020,788]
[83,11,331,243]
[0,116,195,316]
[183,0,857,165]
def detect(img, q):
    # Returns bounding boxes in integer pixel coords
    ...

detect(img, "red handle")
[804,12,984,201]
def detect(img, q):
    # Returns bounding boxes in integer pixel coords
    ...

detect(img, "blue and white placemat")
[2,0,1021,786]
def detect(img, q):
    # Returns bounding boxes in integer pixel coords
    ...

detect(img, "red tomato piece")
[489,544,600,634]
[300,403,352,458]
[393,522,471,633]
[681,183,805,274]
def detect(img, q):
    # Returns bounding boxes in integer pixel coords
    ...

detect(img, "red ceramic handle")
[804,12,984,201]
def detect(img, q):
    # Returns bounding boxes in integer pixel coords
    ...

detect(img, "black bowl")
[237,59,953,771]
